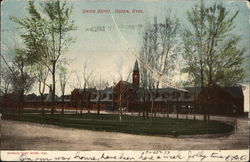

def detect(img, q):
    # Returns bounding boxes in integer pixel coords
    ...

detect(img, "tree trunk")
[166,105,169,118]
[97,97,100,116]
[143,90,146,119]
[167,103,169,118]
[19,94,22,118]
[119,94,122,121]
[88,104,90,113]
[201,69,206,121]
[193,103,196,120]
[176,106,178,119]
[41,94,45,116]
[186,108,188,120]
[4,95,7,115]
[80,101,83,116]
[19,90,24,119]
[76,102,78,114]
[51,62,56,115]
[146,102,149,118]
[87,95,90,113]
[143,103,145,119]
[80,106,83,116]
[61,95,65,115]
[176,98,179,119]
[150,94,154,126]
[193,90,196,120]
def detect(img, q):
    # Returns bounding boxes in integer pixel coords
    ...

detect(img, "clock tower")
[132,60,140,86]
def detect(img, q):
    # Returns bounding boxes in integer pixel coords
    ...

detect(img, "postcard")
[1,0,249,161]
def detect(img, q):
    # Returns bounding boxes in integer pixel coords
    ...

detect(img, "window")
[172,91,181,99]
[109,94,113,100]
[91,93,97,99]
[102,93,106,99]
[184,92,191,99]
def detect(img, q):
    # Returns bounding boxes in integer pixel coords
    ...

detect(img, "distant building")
[3,60,243,116]
[70,60,244,116]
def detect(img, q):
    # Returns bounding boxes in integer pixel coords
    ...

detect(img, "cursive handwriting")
[74,151,98,161]
[139,150,184,161]
[14,150,249,162]
[100,153,135,160]
[187,150,208,161]
[20,154,53,161]
[210,151,248,162]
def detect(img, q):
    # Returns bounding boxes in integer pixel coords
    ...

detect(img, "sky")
[1,0,250,96]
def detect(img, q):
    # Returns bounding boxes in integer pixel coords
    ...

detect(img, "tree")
[139,23,154,119]
[11,0,76,115]
[30,60,49,116]
[173,91,181,119]
[10,2,49,116]
[182,0,245,120]
[94,77,109,116]
[139,13,180,124]
[10,49,35,117]
[82,61,94,114]
[70,61,94,115]
[108,61,133,120]
[58,59,72,115]
[212,37,245,86]
[0,68,12,113]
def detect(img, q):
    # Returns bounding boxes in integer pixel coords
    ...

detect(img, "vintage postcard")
[1,0,249,161]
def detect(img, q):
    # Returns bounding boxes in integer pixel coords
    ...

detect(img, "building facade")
[70,60,244,116]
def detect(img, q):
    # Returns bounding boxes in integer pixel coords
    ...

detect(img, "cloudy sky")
[1,0,250,95]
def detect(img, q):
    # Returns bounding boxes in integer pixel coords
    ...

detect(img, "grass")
[3,113,234,137]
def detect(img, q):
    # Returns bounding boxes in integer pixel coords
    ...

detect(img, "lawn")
[3,113,234,137]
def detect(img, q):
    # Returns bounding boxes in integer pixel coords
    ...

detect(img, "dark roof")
[78,88,96,93]
[25,93,39,101]
[59,94,71,98]
[103,87,112,92]
[183,85,243,98]
[158,87,177,92]
[3,93,20,102]
[224,87,244,98]
[183,87,201,94]
[44,92,59,102]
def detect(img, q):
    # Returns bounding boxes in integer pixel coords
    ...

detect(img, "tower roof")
[133,60,139,71]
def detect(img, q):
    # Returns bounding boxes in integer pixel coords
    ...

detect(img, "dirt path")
[1,118,248,150]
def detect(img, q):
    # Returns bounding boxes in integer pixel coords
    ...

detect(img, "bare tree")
[33,61,49,116]
[82,61,94,114]
[69,61,94,116]
[139,23,154,119]
[70,72,82,89]
[94,76,109,116]
[58,59,72,115]
[0,68,12,114]
[113,61,134,120]
[139,13,180,125]
[1,43,36,117]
